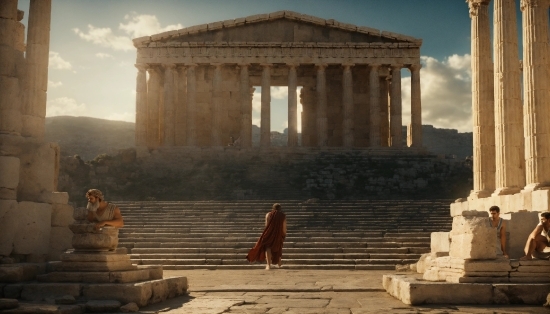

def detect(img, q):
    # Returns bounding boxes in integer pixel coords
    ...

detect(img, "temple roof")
[133,10,422,47]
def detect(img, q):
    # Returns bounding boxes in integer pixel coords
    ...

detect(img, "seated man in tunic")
[520,212,550,260]
[488,206,508,258]
[246,203,287,270]
[85,189,124,230]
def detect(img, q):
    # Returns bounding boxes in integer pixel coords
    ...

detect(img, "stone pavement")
[139,269,550,313]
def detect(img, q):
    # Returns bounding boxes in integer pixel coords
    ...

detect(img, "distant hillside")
[45,116,135,161]
[45,116,473,161]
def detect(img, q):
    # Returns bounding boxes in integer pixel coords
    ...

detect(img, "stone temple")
[132,10,423,150]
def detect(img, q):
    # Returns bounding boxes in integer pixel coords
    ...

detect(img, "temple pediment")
[133,11,421,47]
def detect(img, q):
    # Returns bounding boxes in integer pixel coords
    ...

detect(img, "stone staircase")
[116,200,452,270]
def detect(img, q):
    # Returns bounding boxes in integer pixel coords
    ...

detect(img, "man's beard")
[87,201,100,212]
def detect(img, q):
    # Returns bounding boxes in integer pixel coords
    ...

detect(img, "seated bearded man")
[85,189,124,230]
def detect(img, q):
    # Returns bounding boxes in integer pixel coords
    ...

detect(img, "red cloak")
[246,210,286,264]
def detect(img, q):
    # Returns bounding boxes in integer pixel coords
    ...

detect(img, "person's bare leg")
[521,235,547,260]
[265,247,272,270]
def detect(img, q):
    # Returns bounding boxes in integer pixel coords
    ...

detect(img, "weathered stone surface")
[0,264,45,282]
[518,259,550,266]
[20,283,81,301]
[415,253,432,274]
[0,156,19,189]
[0,298,18,310]
[55,295,76,305]
[449,215,496,259]
[50,260,135,272]
[0,200,18,256]
[120,302,139,312]
[13,201,52,255]
[509,277,550,283]
[502,211,540,259]
[517,265,550,272]
[83,282,152,307]
[3,285,22,299]
[494,283,550,304]
[383,274,493,305]
[48,226,73,261]
[86,300,121,313]
[51,204,74,227]
[445,276,509,283]
[50,192,69,205]
[430,232,449,254]
[37,271,111,283]
[110,269,152,283]
[71,227,119,252]
[17,142,56,203]
[448,257,512,272]
[60,252,130,263]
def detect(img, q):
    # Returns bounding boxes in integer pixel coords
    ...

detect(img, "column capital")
[135,63,148,71]
[163,63,177,70]
[315,63,328,69]
[342,63,355,69]
[369,63,381,69]
[390,64,403,71]
[211,63,223,68]
[185,63,197,68]
[260,63,272,68]
[467,0,491,17]
[238,63,250,68]
[408,64,422,71]
[520,0,540,11]
[286,63,299,69]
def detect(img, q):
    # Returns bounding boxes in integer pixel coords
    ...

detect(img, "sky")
[16,0,524,133]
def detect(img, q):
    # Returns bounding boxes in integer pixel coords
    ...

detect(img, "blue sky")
[17,0,523,132]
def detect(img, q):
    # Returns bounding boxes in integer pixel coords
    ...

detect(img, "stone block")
[0,200,18,256]
[501,211,540,259]
[83,282,152,307]
[422,267,444,282]
[0,187,16,200]
[37,271,111,283]
[50,192,69,205]
[13,201,52,255]
[21,283,82,301]
[508,277,550,283]
[0,156,19,189]
[517,265,550,272]
[165,276,188,298]
[138,265,163,280]
[110,269,152,283]
[0,0,18,20]
[449,215,496,259]
[493,283,550,304]
[383,274,493,305]
[445,276,509,283]
[430,232,449,254]
[0,18,20,47]
[0,264,45,282]
[50,260,135,272]
[86,300,121,312]
[21,115,45,139]
[0,298,18,310]
[532,190,550,212]
[3,284,22,298]
[0,46,17,77]
[48,226,73,261]
[449,257,512,272]
[519,259,550,266]
[51,204,74,227]
[415,253,432,274]
[120,302,139,312]
[60,252,130,263]
[17,142,56,203]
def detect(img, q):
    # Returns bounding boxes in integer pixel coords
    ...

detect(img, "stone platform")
[383,274,550,305]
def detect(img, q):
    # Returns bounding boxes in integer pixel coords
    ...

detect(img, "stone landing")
[383,274,550,305]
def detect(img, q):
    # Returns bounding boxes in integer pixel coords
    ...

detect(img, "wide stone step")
[127,247,417,254]
[128,253,421,260]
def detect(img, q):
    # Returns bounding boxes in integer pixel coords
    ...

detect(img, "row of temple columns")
[468,0,550,197]
[135,62,422,149]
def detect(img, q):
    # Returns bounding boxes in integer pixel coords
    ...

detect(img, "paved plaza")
[139,269,550,313]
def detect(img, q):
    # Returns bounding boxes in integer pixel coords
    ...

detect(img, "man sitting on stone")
[86,189,124,230]
[520,212,550,260]
[488,205,508,258]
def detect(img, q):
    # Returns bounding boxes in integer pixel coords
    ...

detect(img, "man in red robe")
[246,203,287,270]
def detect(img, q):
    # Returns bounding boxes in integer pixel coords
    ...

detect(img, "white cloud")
[252,90,261,113]
[105,111,134,123]
[252,117,261,127]
[49,51,72,70]
[46,97,87,117]
[48,80,63,88]
[401,54,472,132]
[95,52,113,59]
[73,25,133,51]
[271,86,288,100]
[119,12,183,38]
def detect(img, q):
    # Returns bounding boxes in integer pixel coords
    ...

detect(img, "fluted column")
[146,66,161,148]
[316,64,328,147]
[211,64,223,146]
[389,64,403,147]
[239,63,252,147]
[163,64,176,146]
[175,66,187,146]
[407,64,422,148]
[493,0,524,195]
[186,64,197,146]
[135,64,148,146]
[468,0,495,198]
[380,75,390,147]
[22,0,52,139]
[342,64,354,147]
[369,64,381,147]
[521,0,550,191]
[288,64,298,147]
[260,64,271,147]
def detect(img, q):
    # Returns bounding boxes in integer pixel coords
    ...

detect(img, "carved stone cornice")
[135,63,148,72]
[520,0,539,11]
[408,64,422,71]
[467,0,491,18]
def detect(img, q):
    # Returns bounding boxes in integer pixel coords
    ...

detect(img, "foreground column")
[260,64,271,147]
[239,64,252,147]
[408,64,422,148]
[316,64,328,147]
[135,64,148,146]
[468,0,495,198]
[211,64,223,146]
[288,64,298,147]
[22,0,52,139]
[369,64,381,147]
[342,64,354,147]
[163,64,176,146]
[389,64,403,147]
[186,64,197,146]
[521,0,550,191]
[493,0,524,195]
[146,67,161,148]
